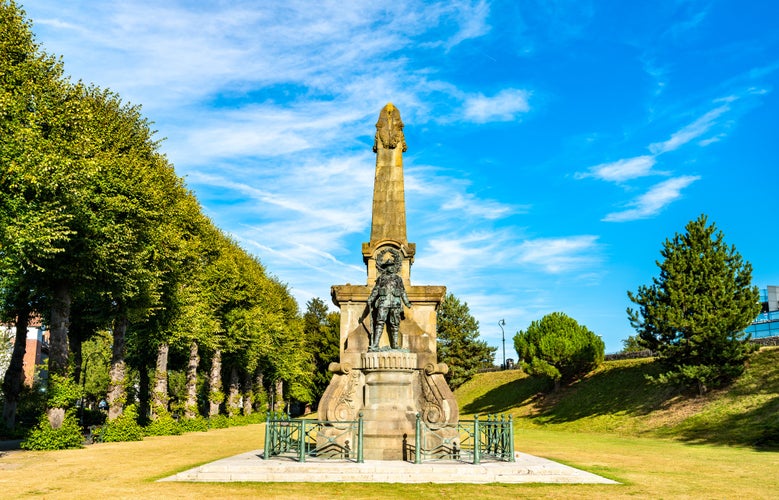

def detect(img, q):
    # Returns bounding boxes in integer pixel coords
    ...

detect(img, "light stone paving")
[159,450,618,484]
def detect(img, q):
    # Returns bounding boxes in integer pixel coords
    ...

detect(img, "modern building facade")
[746,286,779,339]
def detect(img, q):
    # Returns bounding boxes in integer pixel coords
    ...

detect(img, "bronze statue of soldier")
[366,248,411,350]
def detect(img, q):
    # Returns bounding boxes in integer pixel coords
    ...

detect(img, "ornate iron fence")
[413,413,515,464]
[263,413,364,463]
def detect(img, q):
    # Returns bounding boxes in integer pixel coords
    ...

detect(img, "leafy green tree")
[514,312,604,391]
[1,1,78,425]
[436,293,496,389]
[627,215,760,395]
[303,297,340,407]
[620,335,647,354]
[79,330,111,405]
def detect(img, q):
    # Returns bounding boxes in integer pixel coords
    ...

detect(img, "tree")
[303,298,340,407]
[514,312,604,391]
[436,293,496,389]
[627,215,760,395]
[620,335,647,354]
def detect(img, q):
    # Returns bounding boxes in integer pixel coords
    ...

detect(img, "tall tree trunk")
[274,379,284,413]
[151,342,169,418]
[253,369,265,413]
[242,372,253,416]
[227,367,241,417]
[107,315,129,420]
[48,281,71,376]
[2,307,29,428]
[138,362,150,422]
[208,349,222,417]
[70,341,83,392]
[46,282,72,428]
[184,341,199,419]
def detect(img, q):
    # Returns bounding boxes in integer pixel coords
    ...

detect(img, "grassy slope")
[456,346,779,448]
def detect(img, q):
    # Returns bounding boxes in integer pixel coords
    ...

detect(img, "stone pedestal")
[361,352,417,460]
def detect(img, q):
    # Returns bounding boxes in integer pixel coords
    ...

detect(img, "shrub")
[143,410,182,437]
[178,416,209,433]
[21,411,83,450]
[208,414,229,429]
[98,404,144,442]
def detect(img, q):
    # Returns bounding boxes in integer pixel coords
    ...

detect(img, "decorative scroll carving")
[332,370,360,421]
[417,368,458,429]
[319,369,364,424]
[373,103,407,152]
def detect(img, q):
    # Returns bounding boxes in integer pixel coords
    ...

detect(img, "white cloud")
[442,0,492,49]
[462,89,531,123]
[649,104,730,154]
[515,236,600,273]
[603,175,701,222]
[440,193,523,219]
[576,155,657,183]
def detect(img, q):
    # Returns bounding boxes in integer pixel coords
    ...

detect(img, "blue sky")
[21,1,779,356]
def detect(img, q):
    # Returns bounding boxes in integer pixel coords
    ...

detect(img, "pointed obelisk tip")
[373,102,407,153]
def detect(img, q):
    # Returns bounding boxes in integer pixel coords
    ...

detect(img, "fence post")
[357,412,364,464]
[298,419,306,462]
[508,414,515,462]
[473,414,481,465]
[263,413,272,459]
[415,413,422,464]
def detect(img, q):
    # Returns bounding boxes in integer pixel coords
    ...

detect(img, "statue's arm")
[400,284,412,308]
[367,283,379,304]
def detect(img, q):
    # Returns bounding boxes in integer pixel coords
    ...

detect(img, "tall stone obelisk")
[318,103,458,460]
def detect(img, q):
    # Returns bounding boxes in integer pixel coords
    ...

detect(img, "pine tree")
[627,215,760,394]
[514,312,604,391]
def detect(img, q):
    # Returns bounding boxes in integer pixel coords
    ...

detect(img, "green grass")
[456,346,779,448]
[1,348,777,498]
[2,422,777,499]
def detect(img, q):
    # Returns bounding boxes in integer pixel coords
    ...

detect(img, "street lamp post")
[499,319,506,370]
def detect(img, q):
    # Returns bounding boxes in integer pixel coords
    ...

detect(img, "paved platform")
[160,450,618,484]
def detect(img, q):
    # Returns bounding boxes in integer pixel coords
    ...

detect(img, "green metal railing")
[413,413,515,464]
[263,412,364,463]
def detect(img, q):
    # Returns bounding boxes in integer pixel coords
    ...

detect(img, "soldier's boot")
[390,330,399,350]
[371,325,384,350]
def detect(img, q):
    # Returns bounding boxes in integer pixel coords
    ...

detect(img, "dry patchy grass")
[0,423,778,499]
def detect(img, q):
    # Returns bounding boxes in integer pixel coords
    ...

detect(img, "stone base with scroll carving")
[317,350,458,460]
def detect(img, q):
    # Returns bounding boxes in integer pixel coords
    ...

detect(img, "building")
[746,286,779,339]
[0,317,49,386]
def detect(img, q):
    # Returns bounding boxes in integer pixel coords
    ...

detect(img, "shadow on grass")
[531,360,686,424]
[669,396,779,450]
[665,349,779,450]
[462,374,549,415]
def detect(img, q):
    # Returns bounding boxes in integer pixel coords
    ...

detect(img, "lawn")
[2,349,777,498]
[1,423,777,499]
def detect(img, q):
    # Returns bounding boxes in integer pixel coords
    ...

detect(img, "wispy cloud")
[462,89,531,123]
[576,155,657,182]
[515,236,600,273]
[442,0,492,49]
[649,104,730,154]
[440,193,524,219]
[603,176,701,222]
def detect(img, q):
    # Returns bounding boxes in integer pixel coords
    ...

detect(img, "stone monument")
[317,103,458,460]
